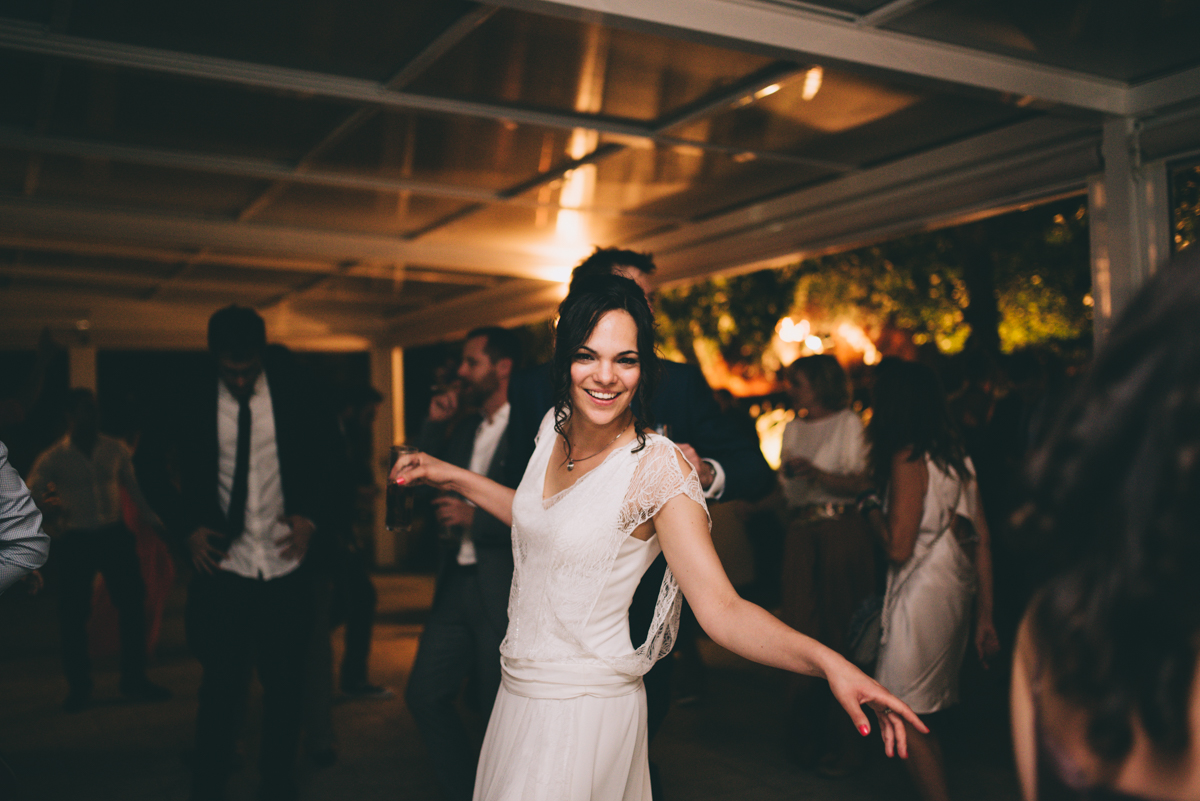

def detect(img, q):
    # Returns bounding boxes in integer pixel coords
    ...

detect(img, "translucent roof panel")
[315,110,575,193]
[419,137,834,251]
[664,65,1036,168]
[406,8,780,122]
[56,0,477,80]
[251,184,474,237]
[23,153,272,217]
[885,0,1200,83]
[42,64,358,161]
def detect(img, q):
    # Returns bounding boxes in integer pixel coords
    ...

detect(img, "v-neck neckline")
[540,432,635,508]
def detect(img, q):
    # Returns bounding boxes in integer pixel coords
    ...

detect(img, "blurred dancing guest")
[778,355,874,773]
[0,441,50,594]
[861,358,999,801]
[393,275,926,801]
[1010,249,1200,801]
[139,306,333,801]
[406,326,520,801]
[27,389,171,712]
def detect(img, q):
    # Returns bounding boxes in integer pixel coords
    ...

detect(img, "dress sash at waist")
[500,656,643,700]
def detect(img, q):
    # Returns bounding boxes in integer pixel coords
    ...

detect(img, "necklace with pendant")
[566,423,630,471]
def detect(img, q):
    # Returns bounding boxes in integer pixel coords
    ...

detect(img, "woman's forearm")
[701,595,834,678]
[444,468,516,528]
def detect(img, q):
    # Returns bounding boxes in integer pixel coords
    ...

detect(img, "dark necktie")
[226,395,252,539]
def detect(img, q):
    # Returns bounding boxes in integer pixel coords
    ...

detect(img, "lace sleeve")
[602,436,710,676]
[618,436,711,535]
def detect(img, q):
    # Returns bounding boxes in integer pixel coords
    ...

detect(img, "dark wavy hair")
[866,357,970,490]
[552,274,660,460]
[1016,249,1200,765]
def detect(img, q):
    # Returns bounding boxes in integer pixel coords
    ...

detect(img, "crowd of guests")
[1,244,1198,801]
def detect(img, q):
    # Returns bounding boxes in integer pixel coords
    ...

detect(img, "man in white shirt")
[28,389,171,712]
[408,326,520,801]
[139,306,333,801]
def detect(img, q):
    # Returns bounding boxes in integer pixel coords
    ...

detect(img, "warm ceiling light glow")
[754,83,781,99]
[804,335,824,353]
[802,66,823,101]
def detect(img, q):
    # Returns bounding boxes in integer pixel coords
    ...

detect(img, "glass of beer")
[387,444,419,532]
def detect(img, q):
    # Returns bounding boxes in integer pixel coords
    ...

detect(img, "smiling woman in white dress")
[391,274,927,801]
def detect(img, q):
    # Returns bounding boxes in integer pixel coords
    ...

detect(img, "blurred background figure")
[0,440,50,595]
[86,411,177,668]
[408,326,519,801]
[861,358,999,801]
[137,306,335,801]
[26,388,171,712]
[1010,249,1200,801]
[304,383,392,768]
[777,355,875,776]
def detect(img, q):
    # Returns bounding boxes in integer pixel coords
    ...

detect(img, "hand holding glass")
[386,445,419,531]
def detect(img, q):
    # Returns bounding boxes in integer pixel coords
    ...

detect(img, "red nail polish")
[859,725,869,736]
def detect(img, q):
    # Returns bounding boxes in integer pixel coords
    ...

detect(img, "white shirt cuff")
[702,459,726,500]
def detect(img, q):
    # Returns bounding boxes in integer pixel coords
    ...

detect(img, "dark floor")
[0,572,1020,801]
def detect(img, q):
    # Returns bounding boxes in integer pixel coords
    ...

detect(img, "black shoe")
[121,679,172,703]
[62,691,91,713]
[339,683,394,700]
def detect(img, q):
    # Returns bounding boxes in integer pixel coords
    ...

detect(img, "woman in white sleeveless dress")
[392,275,927,801]
[860,358,999,801]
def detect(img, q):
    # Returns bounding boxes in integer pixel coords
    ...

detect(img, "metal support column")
[1089,118,1172,346]
[370,345,402,568]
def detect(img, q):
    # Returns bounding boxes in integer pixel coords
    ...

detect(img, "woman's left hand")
[975,616,1001,668]
[825,656,928,758]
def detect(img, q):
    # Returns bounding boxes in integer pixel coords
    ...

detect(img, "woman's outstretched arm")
[389,450,516,528]
[654,454,928,758]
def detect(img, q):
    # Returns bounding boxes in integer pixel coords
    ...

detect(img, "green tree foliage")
[1175,164,1200,254]
[656,196,1093,376]
[656,269,801,377]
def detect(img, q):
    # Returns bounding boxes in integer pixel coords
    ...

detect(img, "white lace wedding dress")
[472,411,708,801]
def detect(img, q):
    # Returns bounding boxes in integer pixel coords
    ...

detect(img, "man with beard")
[406,326,520,801]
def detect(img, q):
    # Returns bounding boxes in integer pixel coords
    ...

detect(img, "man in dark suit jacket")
[505,249,775,796]
[406,326,520,801]
[139,307,333,801]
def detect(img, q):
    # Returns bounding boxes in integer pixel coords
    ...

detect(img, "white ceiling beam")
[0,197,570,281]
[0,233,338,272]
[0,233,504,285]
[1126,65,1200,117]
[386,280,567,347]
[494,0,1136,114]
[633,116,1098,255]
[0,260,449,305]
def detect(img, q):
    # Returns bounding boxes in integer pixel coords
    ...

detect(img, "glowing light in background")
[836,322,880,365]
[754,83,781,99]
[756,407,795,470]
[776,316,811,342]
[802,66,823,101]
[804,335,824,353]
